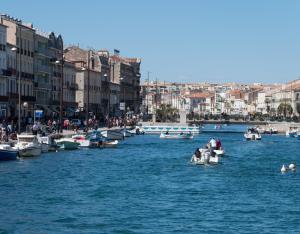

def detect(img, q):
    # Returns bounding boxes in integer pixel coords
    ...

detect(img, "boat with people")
[244,128,262,140]
[160,132,193,139]
[191,148,219,165]
[15,134,42,157]
[87,131,119,148]
[0,144,19,161]
[264,127,278,134]
[286,128,298,137]
[190,138,223,165]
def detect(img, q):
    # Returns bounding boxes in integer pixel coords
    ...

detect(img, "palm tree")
[156,104,178,122]
[277,103,293,117]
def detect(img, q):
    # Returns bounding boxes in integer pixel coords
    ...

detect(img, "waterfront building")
[109,52,141,114]
[0,22,8,117]
[33,31,52,114]
[64,46,102,117]
[63,60,78,116]
[1,14,35,119]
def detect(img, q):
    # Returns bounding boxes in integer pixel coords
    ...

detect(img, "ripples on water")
[0,131,299,233]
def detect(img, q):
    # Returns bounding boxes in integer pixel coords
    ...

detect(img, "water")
[0,131,299,233]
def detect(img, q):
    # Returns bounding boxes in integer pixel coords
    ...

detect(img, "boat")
[244,132,262,140]
[214,148,225,156]
[38,135,59,152]
[286,128,298,137]
[72,134,91,148]
[160,132,194,139]
[191,148,219,165]
[15,134,42,157]
[101,129,124,140]
[264,127,278,134]
[244,128,262,140]
[0,144,18,161]
[101,140,119,148]
[142,125,201,134]
[121,129,134,137]
[128,126,145,135]
[55,138,80,150]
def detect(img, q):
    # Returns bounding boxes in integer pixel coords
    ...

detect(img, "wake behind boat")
[160,132,193,139]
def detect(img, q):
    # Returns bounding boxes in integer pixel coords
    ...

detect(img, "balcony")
[2,69,13,77]
[0,96,8,102]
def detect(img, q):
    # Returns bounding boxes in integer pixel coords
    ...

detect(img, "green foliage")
[277,103,293,116]
[156,104,179,122]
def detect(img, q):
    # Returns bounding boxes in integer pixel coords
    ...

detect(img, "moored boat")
[101,129,124,140]
[72,134,91,148]
[15,135,42,157]
[0,144,18,161]
[55,138,80,150]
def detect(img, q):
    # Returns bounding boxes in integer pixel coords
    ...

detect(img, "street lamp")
[11,45,21,133]
[103,73,109,118]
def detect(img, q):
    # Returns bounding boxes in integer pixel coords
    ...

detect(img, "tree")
[277,103,293,117]
[156,104,178,122]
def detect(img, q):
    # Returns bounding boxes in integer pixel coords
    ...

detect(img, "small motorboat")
[72,134,91,148]
[264,127,278,134]
[244,128,261,140]
[286,129,298,137]
[191,148,219,165]
[0,144,19,161]
[244,132,262,140]
[214,148,225,156]
[101,129,124,140]
[55,138,80,150]
[160,132,193,139]
[38,135,59,152]
[122,129,134,137]
[15,134,42,157]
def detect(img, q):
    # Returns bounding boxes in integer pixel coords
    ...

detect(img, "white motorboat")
[160,132,193,139]
[37,135,59,152]
[244,132,262,140]
[72,134,91,147]
[191,148,219,165]
[121,129,134,137]
[286,129,298,137]
[214,148,225,156]
[15,134,42,157]
[101,129,124,140]
[264,127,278,134]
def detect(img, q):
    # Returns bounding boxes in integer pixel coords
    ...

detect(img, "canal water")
[0,130,299,233]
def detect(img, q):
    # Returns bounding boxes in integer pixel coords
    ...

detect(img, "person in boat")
[180,132,183,135]
[194,148,201,159]
[216,139,222,150]
[166,131,169,135]
[209,138,217,156]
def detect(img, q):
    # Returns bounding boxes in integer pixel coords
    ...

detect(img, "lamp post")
[11,27,22,133]
[103,73,108,116]
[83,50,93,127]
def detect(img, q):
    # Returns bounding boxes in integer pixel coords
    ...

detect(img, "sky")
[1,0,300,84]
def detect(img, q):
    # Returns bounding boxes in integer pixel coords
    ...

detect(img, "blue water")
[0,132,299,233]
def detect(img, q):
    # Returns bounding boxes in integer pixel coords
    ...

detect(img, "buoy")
[281,164,287,173]
[289,163,296,171]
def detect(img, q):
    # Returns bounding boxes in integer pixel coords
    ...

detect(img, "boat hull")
[57,141,80,150]
[101,130,124,140]
[19,146,42,157]
[0,149,18,161]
